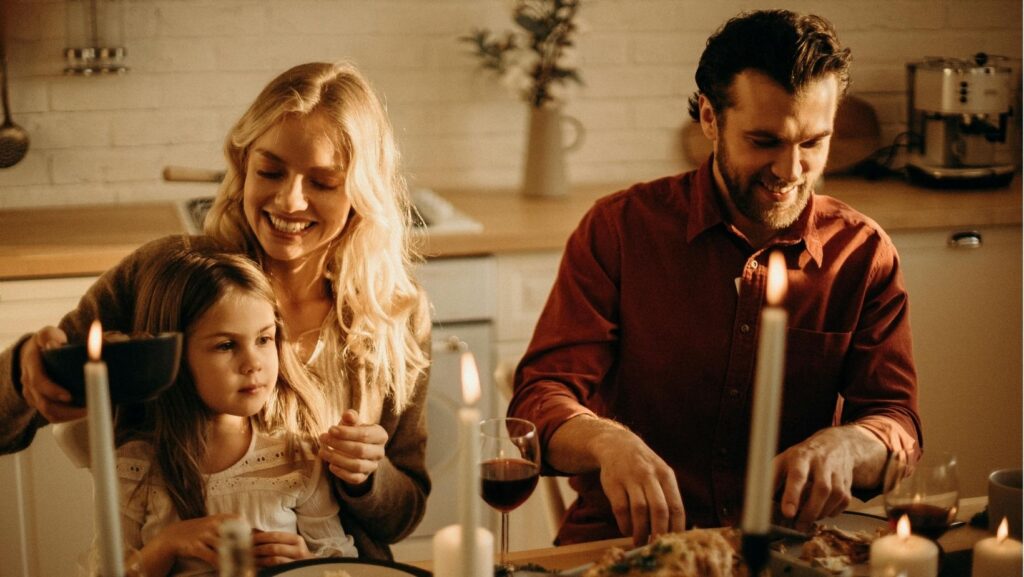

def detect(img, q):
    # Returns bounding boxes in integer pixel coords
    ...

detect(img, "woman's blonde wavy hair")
[203,62,429,414]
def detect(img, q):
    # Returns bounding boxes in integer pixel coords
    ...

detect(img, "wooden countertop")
[0,174,1020,280]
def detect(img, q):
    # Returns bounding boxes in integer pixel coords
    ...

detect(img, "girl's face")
[186,290,279,418]
[242,113,352,269]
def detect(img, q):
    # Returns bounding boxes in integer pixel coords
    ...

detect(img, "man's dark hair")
[686,10,851,121]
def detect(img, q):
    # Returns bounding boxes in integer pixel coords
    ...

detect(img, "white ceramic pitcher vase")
[522,106,585,198]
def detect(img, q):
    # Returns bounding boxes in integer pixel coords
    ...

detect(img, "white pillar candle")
[972,518,1023,577]
[86,321,124,577]
[458,351,487,576]
[870,515,938,577]
[742,251,787,534]
[433,524,494,577]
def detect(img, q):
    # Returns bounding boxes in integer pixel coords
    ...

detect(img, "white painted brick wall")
[0,0,1020,208]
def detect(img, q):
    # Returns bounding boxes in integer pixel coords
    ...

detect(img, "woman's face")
[242,113,351,268]
[186,290,279,418]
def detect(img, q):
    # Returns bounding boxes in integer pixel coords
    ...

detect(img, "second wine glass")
[883,450,959,540]
[479,417,541,574]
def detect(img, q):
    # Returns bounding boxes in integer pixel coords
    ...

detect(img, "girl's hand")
[146,514,239,572]
[251,530,312,566]
[319,409,388,489]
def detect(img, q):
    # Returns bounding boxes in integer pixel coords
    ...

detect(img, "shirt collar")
[685,156,824,266]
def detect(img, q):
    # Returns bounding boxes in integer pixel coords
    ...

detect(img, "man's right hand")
[19,326,86,423]
[549,416,686,546]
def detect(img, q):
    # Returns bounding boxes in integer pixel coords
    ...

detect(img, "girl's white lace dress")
[110,429,356,576]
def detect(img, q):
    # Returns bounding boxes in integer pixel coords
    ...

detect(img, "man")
[507,9,922,547]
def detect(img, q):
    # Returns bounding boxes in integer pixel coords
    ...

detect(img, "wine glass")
[479,417,541,574]
[883,450,959,540]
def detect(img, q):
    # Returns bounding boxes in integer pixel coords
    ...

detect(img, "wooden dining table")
[408,497,992,576]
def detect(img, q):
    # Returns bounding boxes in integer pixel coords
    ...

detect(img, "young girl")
[103,247,356,577]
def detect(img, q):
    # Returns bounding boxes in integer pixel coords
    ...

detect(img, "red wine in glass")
[886,503,956,540]
[480,457,540,512]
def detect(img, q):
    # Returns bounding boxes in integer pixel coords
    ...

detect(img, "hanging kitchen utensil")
[0,7,29,168]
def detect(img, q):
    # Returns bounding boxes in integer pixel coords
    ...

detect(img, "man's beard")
[716,138,812,231]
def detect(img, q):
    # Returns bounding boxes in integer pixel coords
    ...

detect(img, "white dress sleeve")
[295,447,357,558]
[82,440,153,576]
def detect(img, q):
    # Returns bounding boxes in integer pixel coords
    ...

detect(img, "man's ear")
[698,95,718,142]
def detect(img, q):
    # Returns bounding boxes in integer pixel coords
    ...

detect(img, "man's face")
[699,70,839,235]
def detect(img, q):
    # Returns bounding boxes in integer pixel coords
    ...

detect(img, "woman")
[0,62,432,560]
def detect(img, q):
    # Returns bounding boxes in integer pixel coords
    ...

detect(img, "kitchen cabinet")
[0,276,98,577]
[889,224,1023,498]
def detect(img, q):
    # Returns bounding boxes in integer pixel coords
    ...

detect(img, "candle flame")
[87,320,103,362]
[897,514,911,539]
[766,251,787,306]
[998,517,1009,542]
[460,351,481,406]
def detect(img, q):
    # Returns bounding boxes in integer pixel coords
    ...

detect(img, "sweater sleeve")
[335,354,431,546]
[0,234,210,455]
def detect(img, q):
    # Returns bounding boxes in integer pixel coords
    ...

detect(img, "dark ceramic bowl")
[40,332,183,407]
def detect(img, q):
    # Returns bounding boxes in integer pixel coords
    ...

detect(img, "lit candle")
[433,524,494,577]
[870,515,938,577]
[459,351,483,576]
[742,251,788,534]
[86,320,124,577]
[972,517,1023,577]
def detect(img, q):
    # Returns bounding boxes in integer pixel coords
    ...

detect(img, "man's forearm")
[546,414,631,474]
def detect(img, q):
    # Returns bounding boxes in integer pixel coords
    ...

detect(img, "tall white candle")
[86,321,124,577]
[972,517,1023,577]
[742,251,788,534]
[870,515,938,577]
[458,351,487,576]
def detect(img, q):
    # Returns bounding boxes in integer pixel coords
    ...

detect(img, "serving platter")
[259,558,432,577]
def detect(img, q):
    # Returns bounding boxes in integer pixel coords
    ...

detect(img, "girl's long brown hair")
[119,245,326,519]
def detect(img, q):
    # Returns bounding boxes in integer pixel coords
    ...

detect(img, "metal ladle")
[0,8,29,169]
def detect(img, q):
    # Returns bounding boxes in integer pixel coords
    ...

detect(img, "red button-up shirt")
[508,160,922,544]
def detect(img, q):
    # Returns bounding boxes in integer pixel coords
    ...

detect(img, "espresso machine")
[906,53,1017,188]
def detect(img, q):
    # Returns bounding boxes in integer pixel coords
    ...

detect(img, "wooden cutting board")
[682,95,882,175]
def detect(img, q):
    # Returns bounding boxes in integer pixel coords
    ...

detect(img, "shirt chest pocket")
[782,327,852,412]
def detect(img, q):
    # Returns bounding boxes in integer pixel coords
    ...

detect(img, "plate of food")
[558,512,890,577]
[258,558,432,577]
[772,512,892,577]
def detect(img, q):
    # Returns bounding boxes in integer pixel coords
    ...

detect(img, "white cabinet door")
[0,276,97,577]
[891,225,1023,497]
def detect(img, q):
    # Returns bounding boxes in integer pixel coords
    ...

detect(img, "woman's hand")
[19,326,86,423]
[319,409,388,489]
[252,530,312,567]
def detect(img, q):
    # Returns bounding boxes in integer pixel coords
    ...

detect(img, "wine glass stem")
[500,511,510,569]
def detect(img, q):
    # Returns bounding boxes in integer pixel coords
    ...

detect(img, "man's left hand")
[771,425,884,528]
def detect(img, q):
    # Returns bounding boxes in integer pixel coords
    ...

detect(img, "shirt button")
[717,446,728,457]
[728,388,740,397]
[749,260,759,270]
[740,323,751,334]
[721,506,730,518]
